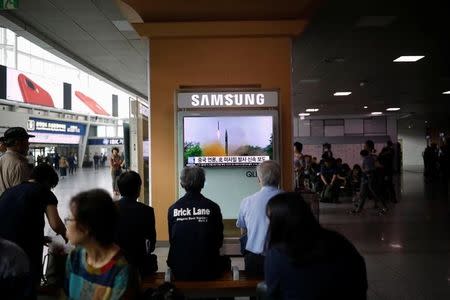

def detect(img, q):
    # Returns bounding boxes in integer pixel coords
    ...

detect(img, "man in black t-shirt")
[0,164,66,292]
[167,166,230,280]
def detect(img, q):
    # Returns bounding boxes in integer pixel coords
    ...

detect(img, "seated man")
[237,160,282,277]
[167,166,230,280]
[116,171,157,276]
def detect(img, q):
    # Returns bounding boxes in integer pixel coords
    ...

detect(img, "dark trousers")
[385,174,397,202]
[244,252,265,278]
[357,175,387,211]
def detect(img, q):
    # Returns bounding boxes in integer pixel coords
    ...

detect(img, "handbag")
[42,251,67,287]
[321,185,333,202]
[114,168,122,177]
[142,253,158,276]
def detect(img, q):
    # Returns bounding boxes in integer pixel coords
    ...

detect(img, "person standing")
[73,154,78,173]
[59,156,68,178]
[320,158,339,203]
[351,150,387,215]
[0,127,34,197]
[110,147,124,196]
[293,142,304,191]
[168,166,230,280]
[236,160,282,277]
[26,151,35,169]
[0,164,66,296]
[53,152,60,171]
[93,153,100,170]
[379,141,397,203]
[0,141,6,158]
[321,143,333,161]
[67,154,75,175]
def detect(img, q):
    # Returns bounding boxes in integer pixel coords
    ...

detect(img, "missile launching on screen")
[217,121,221,141]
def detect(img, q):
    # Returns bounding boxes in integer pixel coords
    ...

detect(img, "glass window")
[117,126,124,137]
[97,126,106,137]
[310,120,324,137]
[364,117,387,135]
[106,126,115,137]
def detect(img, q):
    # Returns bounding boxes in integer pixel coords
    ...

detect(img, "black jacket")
[116,197,156,274]
[167,191,224,280]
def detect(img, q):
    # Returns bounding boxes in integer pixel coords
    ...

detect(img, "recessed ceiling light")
[386,107,400,111]
[371,112,383,115]
[334,92,352,96]
[363,106,368,109]
[305,108,319,112]
[299,113,311,117]
[393,56,424,62]
[443,91,450,95]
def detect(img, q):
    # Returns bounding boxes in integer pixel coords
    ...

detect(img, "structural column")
[118,11,309,240]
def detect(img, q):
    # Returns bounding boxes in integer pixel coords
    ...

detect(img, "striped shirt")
[65,247,137,300]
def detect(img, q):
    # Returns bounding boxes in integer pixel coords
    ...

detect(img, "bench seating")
[142,270,262,297]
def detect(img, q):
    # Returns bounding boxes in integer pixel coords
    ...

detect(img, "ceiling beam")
[132,20,308,38]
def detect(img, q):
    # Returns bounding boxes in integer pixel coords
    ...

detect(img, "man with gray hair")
[167,166,230,280]
[236,160,282,277]
[0,127,34,197]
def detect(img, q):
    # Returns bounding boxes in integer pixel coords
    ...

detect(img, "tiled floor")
[46,168,449,299]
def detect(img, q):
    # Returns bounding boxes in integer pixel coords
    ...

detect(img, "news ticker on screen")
[187,156,270,166]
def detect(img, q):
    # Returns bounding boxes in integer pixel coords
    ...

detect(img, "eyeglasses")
[64,217,75,225]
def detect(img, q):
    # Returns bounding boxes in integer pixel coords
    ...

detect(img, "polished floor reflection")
[47,169,449,299]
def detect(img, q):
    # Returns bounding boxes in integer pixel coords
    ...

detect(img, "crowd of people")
[0,126,368,299]
[294,140,398,215]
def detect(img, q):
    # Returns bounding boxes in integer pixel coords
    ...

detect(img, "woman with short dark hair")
[0,163,66,296]
[65,189,138,299]
[110,147,124,196]
[265,192,367,299]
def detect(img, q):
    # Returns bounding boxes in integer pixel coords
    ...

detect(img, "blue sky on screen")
[184,116,273,149]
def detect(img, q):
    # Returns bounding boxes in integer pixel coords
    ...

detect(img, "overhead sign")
[177,91,278,109]
[0,0,18,10]
[29,133,81,145]
[27,117,86,136]
[88,138,124,146]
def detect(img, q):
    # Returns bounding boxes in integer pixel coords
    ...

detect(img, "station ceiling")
[1,0,450,124]
[0,0,148,99]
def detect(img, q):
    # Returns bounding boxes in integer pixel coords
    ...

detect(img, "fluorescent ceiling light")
[386,107,401,111]
[334,92,352,96]
[443,91,450,95]
[305,108,319,112]
[393,56,424,62]
[363,106,368,109]
[371,112,383,115]
[299,113,311,117]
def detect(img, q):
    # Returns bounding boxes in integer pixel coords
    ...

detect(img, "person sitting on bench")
[265,192,367,299]
[167,166,230,280]
[116,171,157,276]
[237,160,282,277]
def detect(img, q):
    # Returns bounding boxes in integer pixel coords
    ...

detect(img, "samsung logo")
[191,93,265,107]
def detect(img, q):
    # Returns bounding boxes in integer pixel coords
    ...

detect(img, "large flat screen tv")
[183,115,273,167]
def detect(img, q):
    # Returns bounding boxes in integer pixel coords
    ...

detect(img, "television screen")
[183,116,273,167]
